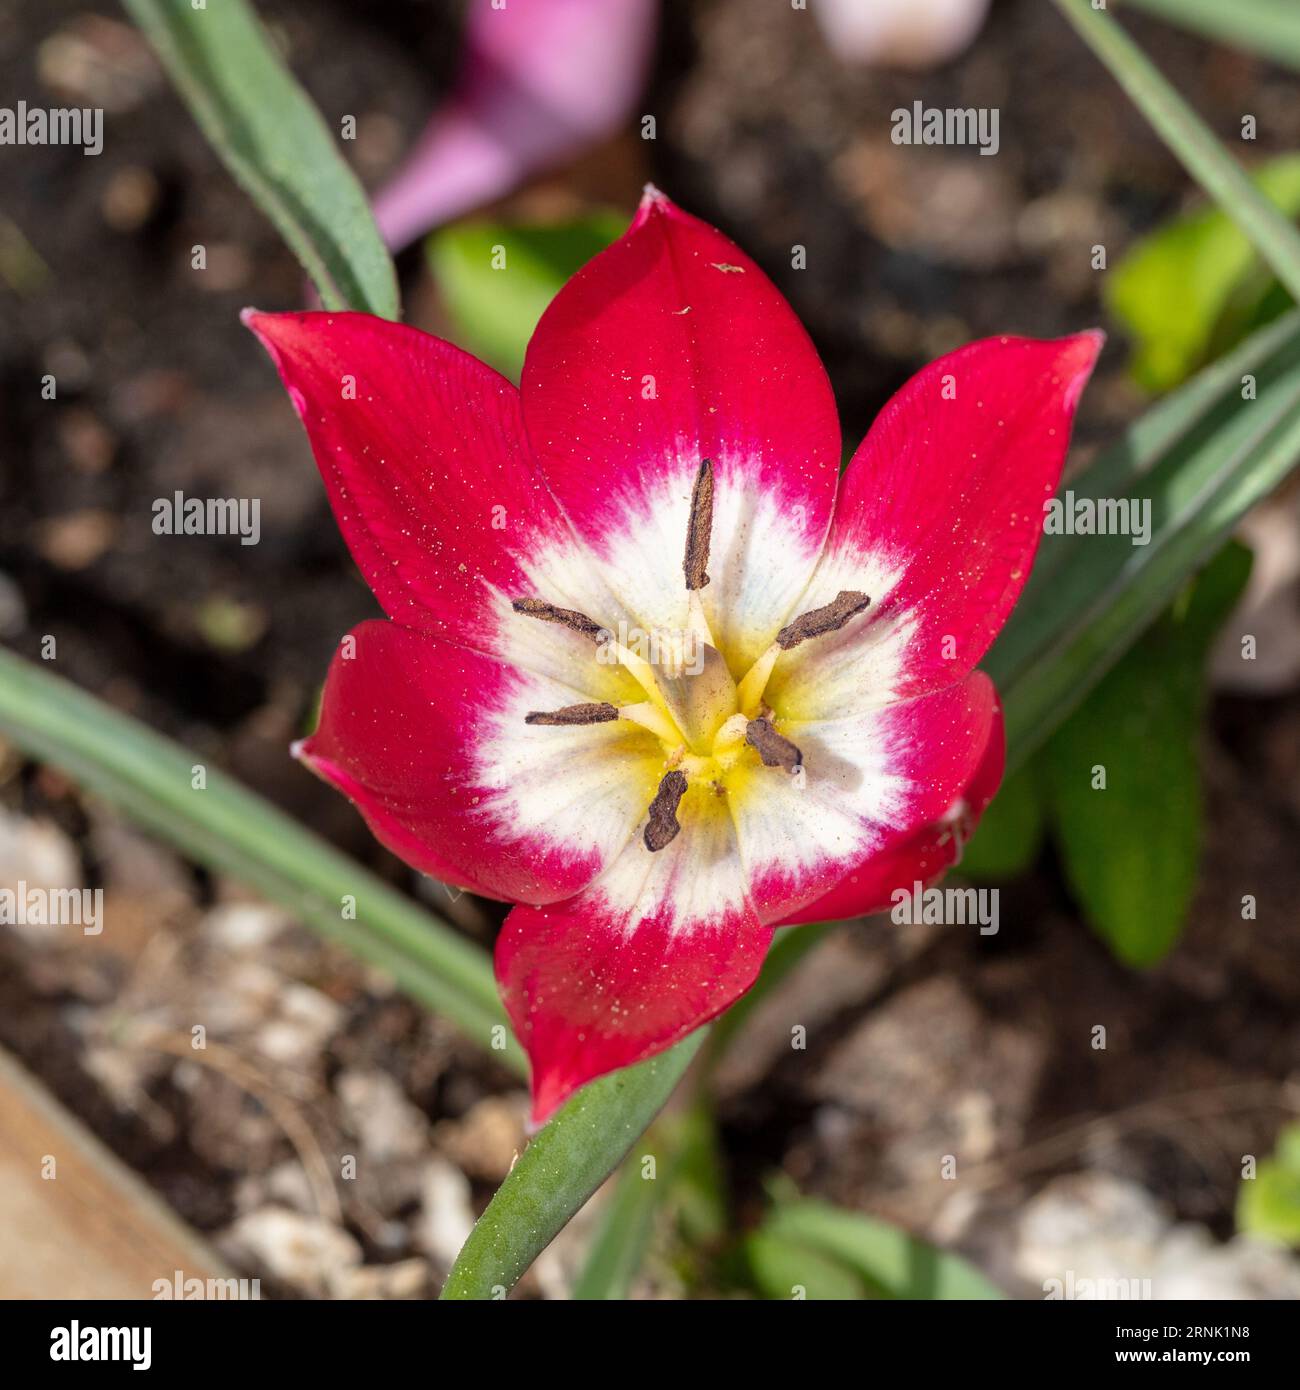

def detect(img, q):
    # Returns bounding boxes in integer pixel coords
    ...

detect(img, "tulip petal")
[298,621,660,905]
[732,671,998,923]
[776,692,1005,925]
[521,189,842,676]
[244,308,637,689]
[497,781,771,1122]
[767,332,1101,717]
[373,0,657,250]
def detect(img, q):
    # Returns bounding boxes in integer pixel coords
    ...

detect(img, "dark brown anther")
[682,458,714,591]
[776,590,871,650]
[512,597,608,643]
[745,718,803,773]
[644,770,688,852]
[525,702,619,726]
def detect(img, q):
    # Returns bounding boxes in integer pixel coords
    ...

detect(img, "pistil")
[617,701,683,746]
[654,635,737,755]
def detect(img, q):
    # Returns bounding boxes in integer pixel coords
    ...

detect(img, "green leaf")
[439,1031,706,1300]
[959,764,1046,881]
[0,647,517,1068]
[1109,155,1300,391]
[991,318,1300,770]
[568,1144,668,1301]
[670,1104,729,1249]
[1025,310,1300,600]
[123,0,398,319]
[1042,542,1252,967]
[1237,1124,1300,1247]
[743,1231,867,1301]
[1052,0,1300,305]
[427,214,625,381]
[756,1199,1004,1300]
[569,1101,727,1300]
[1120,0,1300,74]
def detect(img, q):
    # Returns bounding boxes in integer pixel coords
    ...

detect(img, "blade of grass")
[1052,310,1300,530]
[995,315,1300,698]
[569,1154,664,1300]
[440,1031,705,1300]
[993,375,1300,766]
[1120,0,1300,73]
[1053,0,1300,303]
[0,646,520,1071]
[122,0,399,318]
[569,1130,674,1301]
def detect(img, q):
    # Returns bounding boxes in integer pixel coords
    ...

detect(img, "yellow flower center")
[513,459,872,850]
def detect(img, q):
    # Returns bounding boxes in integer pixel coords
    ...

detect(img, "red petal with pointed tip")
[496,787,771,1123]
[242,309,583,646]
[520,189,842,674]
[769,332,1102,717]
[777,693,1006,925]
[737,671,999,924]
[298,621,659,905]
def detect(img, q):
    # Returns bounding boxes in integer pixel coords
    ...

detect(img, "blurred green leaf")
[569,1142,668,1301]
[569,1101,727,1300]
[569,1102,726,1299]
[1109,155,1300,391]
[743,1231,866,1301]
[1024,311,1300,598]
[1120,0,1300,74]
[990,318,1300,770]
[123,0,398,318]
[959,764,1046,881]
[427,214,625,381]
[666,1103,729,1249]
[1043,542,1252,968]
[1053,0,1300,306]
[754,1198,1003,1300]
[1237,1124,1300,1247]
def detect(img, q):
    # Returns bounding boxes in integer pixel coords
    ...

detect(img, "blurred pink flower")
[373,0,657,252]
[815,0,990,69]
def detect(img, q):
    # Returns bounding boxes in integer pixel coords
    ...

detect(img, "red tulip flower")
[244,189,1100,1123]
